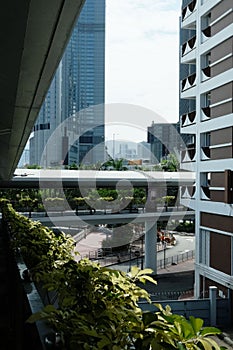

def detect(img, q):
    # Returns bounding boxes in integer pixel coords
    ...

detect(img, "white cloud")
[105,0,181,141]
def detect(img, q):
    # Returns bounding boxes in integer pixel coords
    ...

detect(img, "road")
[111,234,195,273]
[74,231,195,272]
[159,233,195,259]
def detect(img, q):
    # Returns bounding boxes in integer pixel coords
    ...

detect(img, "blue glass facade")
[30,0,105,166]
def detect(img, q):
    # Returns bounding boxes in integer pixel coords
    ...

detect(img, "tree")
[161,153,180,172]
[100,158,128,171]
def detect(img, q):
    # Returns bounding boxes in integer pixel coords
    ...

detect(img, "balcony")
[202,25,211,42]
[181,143,196,163]
[201,146,210,160]
[182,35,197,56]
[181,110,196,127]
[201,106,211,121]
[181,184,196,200]
[201,65,211,81]
[182,0,197,21]
[201,186,211,200]
[181,72,197,91]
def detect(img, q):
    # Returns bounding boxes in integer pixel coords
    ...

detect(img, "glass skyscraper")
[29,0,105,167]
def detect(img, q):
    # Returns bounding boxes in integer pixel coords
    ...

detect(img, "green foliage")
[97,188,118,200]
[19,196,37,209]
[67,162,79,170]
[44,197,66,209]
[133,188,146,205]
[0,201,75,280]
[25,164,42,169]
[161,153,180,172]
[0,200,225,350]
[101,158,128,171]
[175,221,195,233]
[136,304,225,350]
[29,261,154,349]
[0,187,147,215]
[156,195,176,207]
[153,164,163,171]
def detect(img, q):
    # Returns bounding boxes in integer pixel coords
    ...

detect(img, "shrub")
[0,201,224,350]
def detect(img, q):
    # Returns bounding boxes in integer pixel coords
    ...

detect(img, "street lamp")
[129,245,132,271]
[141,234,144,269]
[163,241,167,268]
[112,133,119,159]
[113,133,115,159]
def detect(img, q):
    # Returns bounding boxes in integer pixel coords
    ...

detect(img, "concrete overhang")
[0,0,85,180]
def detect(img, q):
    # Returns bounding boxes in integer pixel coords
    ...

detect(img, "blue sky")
[105,0,181,142]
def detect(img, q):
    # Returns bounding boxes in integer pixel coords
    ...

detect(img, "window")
[201,92,211,120]
[201,132,211,147]
[199,229,209,265]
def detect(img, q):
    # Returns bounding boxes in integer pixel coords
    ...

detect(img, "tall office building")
[30,0,105,166]
[180,0,233,307]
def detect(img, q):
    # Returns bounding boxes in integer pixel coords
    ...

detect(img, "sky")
[105,0,181,143]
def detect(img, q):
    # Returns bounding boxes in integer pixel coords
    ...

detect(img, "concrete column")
[145,220,157,274]
[209,286,217,326]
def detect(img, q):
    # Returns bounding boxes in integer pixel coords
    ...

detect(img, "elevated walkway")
[30,209,195,226]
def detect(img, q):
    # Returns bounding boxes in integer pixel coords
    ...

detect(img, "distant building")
[116,143,137,160]
[106,140,152,161]
[18,149,30,168]
[29,0,105,167]
[147,122,185,163]
[137,141,152,160]
[105,140,137,160]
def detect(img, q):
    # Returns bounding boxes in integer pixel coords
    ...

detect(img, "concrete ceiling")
[0,0,85,180]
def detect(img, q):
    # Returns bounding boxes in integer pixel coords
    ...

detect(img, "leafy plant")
[0,200,225,350]
[161,153,180,172]
[1,201,75,281]
[29,262,156,349]
[136,304,225,350]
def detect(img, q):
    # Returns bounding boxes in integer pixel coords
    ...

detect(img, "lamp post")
[112,133,119,159]
[113,133,115,159]
[129,245,132,271]
[163,241,167,268]
[141,234,144,269]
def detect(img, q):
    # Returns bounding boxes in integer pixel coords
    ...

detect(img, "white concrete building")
[180,0,233,309]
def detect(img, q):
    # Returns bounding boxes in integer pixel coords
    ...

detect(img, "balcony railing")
[202,25,211,42]
[202,66,211,81]
[182,0,197,21]
[201,186,210,200]
[187,185,196,198]
[201,106,211,120]
[181,110,196,127]
[201,146,210,160]
[182,35,197,56]
[181,143,196,162]
[188,146,196,160]
[181,185,196,199]
[181,72,196,91]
